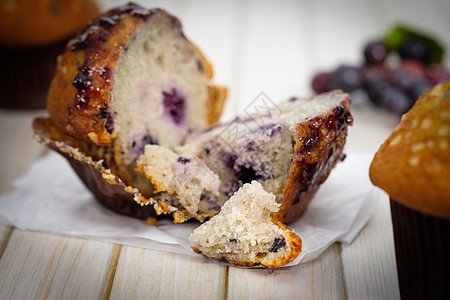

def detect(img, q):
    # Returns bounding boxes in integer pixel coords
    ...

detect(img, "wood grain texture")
[0,230,114,300]
[109,246,225,300]
[101,244,122,300]
[340,193,400,300]
[0,225,13,260]
[227,246,343,300]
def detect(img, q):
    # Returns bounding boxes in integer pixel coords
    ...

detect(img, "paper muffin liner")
[32,118,211,223]
[64,151,158,220]
[390,199,449,300]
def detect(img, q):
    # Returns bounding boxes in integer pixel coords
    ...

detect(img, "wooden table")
[1,0,448,299]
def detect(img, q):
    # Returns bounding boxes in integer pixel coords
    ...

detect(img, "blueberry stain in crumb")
[234,165,261,184]
[130,134,158,158]
[162,88,186,125]
[177,157,191,164]
[221,153,237,169]
[197,60,204,72]
[269,237,286,253]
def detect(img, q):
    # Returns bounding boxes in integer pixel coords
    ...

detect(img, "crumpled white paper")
[0,152,378,266]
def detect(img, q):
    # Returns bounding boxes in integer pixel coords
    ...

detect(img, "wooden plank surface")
[0,225,13,260]
[227,245,344,300]
[109,246,225,300]
[0,230,114,300]
[341,193,400,300]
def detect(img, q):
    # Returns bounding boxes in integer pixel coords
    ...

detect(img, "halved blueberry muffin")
[174,90,352,223]
[38,3,226,195]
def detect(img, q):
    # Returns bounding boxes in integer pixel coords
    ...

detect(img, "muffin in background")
[0,0,99,109]
[370,81,450,300]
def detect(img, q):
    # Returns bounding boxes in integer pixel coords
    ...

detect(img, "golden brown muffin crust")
[46,4,224,147]
[370,82,450,219]
[279,91,352,223]
[47,5,152,146]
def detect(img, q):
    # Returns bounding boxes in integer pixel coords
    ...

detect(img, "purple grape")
[363,41,388,65]
[362,64,390,84]
[366,74,390,104]
[390,70,417,94]
[401,59,426,77]
[378,86,414,115]
[411,78,432,101]
[427,67,450,85]
[331,65,365,92]
[311,72,331,93]
[399,39,430,65]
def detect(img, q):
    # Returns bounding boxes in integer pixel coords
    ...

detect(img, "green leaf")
[383,25,445,64]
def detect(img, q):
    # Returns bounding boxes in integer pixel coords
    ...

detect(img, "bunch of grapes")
[311,27,450,115]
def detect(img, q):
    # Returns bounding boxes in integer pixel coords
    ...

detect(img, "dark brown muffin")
[0,0,99,109]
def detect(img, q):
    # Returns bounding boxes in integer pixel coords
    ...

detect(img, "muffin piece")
[369,82,450,300]
[190,181,302,268]
[136,145,221,219]
[179,90,352,223]
[45,3,226,183]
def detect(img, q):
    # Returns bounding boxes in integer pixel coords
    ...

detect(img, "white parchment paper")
[0,152,378,266]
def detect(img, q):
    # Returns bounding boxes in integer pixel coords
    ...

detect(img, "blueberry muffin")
[370,81,450,300]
